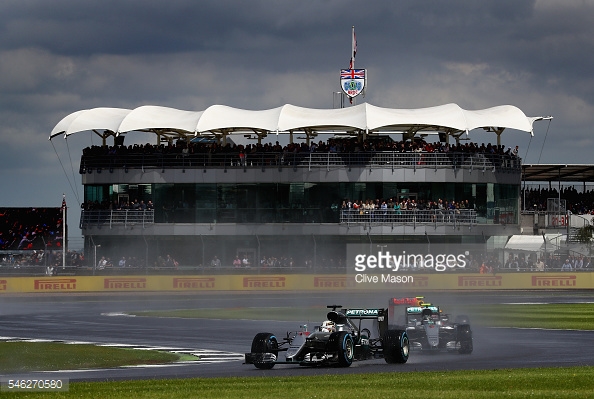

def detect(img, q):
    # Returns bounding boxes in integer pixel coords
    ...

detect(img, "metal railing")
[79,151,521,173]
[80,210,154,229]
[339,209,477,225]
[79,208,478,228]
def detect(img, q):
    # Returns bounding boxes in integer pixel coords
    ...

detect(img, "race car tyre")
[328,331,354,367]
[251,332,279,369]
[383,329,409,364]
[456,324,473,355]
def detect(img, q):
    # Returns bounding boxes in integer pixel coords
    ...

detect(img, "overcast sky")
[1,0,593,244]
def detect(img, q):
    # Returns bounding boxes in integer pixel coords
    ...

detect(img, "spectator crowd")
[82,137,521,160]
[523,186,594,215]
[0,208,64,251]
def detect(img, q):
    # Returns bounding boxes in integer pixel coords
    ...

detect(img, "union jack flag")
[340,69,365,80]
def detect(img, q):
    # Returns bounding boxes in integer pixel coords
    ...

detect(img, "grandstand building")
[50,103,547,271]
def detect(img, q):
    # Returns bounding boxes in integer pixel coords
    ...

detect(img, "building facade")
[50,103,539,272]
[79,148,521,271]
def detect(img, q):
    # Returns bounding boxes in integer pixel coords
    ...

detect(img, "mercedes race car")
[390,297,473,354]
[245,305,409,368]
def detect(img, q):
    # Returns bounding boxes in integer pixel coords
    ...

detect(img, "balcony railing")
[79,208,479,228]
[79,151,521,173]
[339,209,477,225]
[80,210,154,229]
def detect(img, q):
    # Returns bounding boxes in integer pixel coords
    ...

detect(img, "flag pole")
[62,194,67,270]
[349,26,356,104]
[351,25,356,70]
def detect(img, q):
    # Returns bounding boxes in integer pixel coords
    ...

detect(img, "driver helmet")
[321,320,336,332]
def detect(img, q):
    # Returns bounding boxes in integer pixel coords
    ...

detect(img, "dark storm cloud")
[0,0,350,57]
[0,0,594,223]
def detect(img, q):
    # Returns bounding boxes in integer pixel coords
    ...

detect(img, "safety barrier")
[1,272,593,294]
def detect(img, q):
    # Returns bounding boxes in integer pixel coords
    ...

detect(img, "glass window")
[107,182,520,225]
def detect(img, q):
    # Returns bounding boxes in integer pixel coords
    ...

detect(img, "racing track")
[1,290,594,382]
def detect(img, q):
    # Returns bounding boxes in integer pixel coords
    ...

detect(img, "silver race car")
[245,305,409,368]
[390,297,473,354]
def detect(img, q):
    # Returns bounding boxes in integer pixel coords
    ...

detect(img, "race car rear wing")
[342,308,389,338]
[344,308,385,319]
[388,297,425,320]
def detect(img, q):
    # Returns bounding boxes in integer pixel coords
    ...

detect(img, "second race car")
[389,297,473,354]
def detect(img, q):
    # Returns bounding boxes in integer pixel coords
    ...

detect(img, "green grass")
[467,303,594,330]
[2,367,594,399]
[0,342,182,373]
[134,303,594,330]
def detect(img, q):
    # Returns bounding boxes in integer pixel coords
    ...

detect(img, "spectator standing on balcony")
[456,200,466,222]
[341,200,352,221]
[165,254,178,269]
[97,256,107,270]
[518,255,528,270]
[561,259,572,271]
[211,255,221,269]
[233,255,242,268]
[447,200,457,222]
[507,255,519,270]
[504,254,514,269]
[242,255,251,268]
[400,200,407,211]
[380,201,387,221]
[437,199,445,222]
[393,201,401,214]
[118,257,126,268]
[353,200,361,215]
[479,262,489,274]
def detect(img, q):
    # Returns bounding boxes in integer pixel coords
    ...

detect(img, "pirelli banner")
[0,273,593,294]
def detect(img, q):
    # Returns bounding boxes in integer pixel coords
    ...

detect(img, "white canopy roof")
[49,102,543,140]
[505,234,563,253]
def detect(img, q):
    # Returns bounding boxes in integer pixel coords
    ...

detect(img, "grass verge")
[133,303,594,330]
[467,303,594,330]
[0,342,181,373]
[2,366,594,399]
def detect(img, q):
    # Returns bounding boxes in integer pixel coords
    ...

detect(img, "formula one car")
[245,305,409,368]
[389,297,473,354]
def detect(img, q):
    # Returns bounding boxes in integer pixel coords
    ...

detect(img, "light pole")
[542,233,547,270]
[333,92,345,109]
[93,244,101,275]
